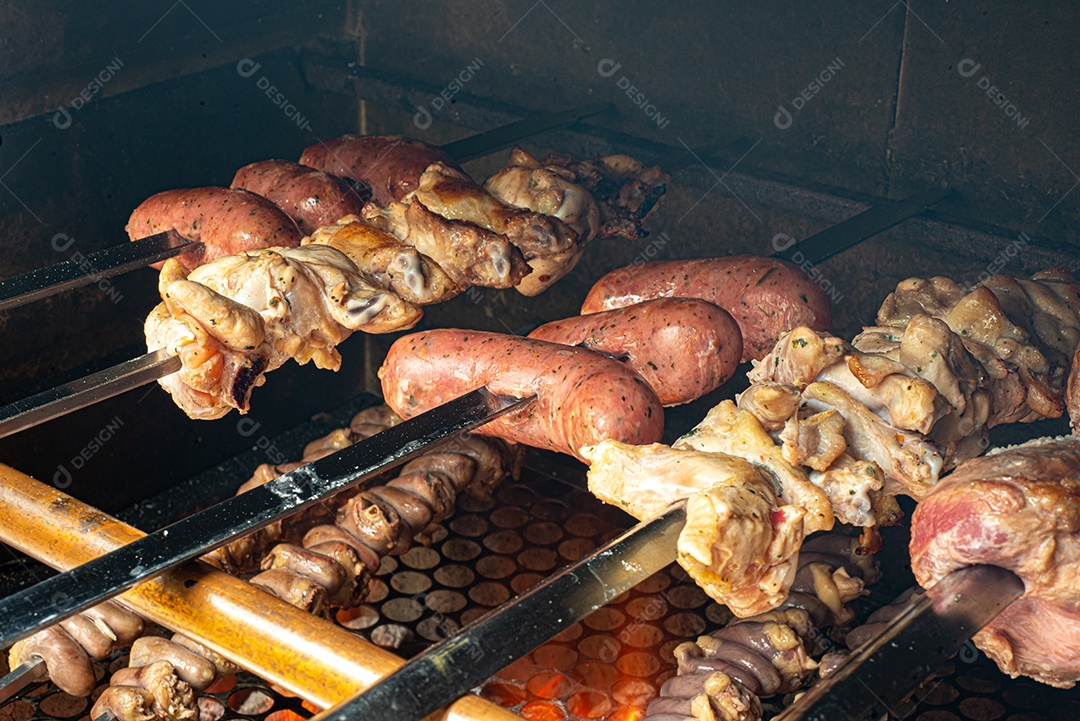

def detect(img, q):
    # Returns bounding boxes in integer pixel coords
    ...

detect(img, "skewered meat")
[485,148,602,243]
[734,269,1080,510]
[389,161,577,296]
[581,256,832,361]
[303,217,460,305]
[363,195,531,289]
[672,400,835,533]
[644,534,877,721]
[128,636,217,691]
[910,436,1080,688]
[299,135,459,206]
[230,160,368,234]
[582,439,808,617]
[145,237,421,419]
[379,329,665,461]
[528,298,743,405]
[127,187,302,273]
[537,150,670,238]
[8,600,143,697]
[97,661,197,721]
[210,405,520,611]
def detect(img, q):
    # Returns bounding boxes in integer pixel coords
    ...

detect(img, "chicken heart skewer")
[0,387,530,650]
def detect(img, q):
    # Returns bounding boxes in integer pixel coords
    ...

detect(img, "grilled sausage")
[299,135,459,206]
[127,187,302,273]
[230,160,368,234]
[528,298,743,405]
[379,330,664,461]
[580,256,833,362]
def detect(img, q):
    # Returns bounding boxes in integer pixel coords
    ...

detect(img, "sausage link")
[529,298,743,405]
[126,187,302,273]
[299,135,459,206]
[8,626,95,697]
[231,160,368,234]
[581,256,832,362]
[379,330,664,461]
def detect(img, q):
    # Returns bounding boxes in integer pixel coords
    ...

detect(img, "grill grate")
[2,447,1080,721]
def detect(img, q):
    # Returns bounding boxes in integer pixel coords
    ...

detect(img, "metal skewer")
[0,387,533,650]
[0,186,949,439]
[313,502,687,721]
[0,657,47,705]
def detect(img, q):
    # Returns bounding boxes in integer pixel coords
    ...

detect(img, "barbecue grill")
[1,2,1079,720]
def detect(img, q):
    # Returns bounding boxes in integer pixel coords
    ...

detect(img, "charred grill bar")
[1,3,1080,721]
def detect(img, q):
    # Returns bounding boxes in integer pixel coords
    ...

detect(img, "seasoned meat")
[529,298,743,405]
[231,160,368,234]
[127,187,302,273]
[379,330,664,461]
[299,135,459,206]
[581,256,832,362]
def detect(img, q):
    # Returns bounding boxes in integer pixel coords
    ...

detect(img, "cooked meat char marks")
[299,135,459,206]
[8,600,144,697]
[643,534,877,721]
[126,187,303,274]
[537,150,670,238]
[231,160,368,235]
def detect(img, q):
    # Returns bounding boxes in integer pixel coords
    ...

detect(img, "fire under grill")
[2,397,1080,721]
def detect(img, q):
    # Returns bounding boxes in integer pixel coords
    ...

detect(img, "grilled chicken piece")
[672,400,834,535]
[485,148,601,242]
[484,148,599,294]
[304,216,460,305]
[539,151,670,239]
[146,243,421,419]
[911,436,1080,689]
[802,381,944,500]
[363,196,530,288]
[582,439,806,618]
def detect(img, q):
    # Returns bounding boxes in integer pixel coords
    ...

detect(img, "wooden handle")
[0,463,518,720]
